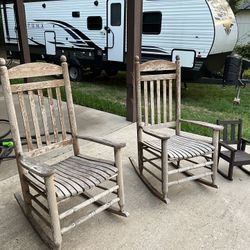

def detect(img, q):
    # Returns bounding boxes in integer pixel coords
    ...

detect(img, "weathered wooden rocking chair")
[130,56,223,203]
[0,56,128,249]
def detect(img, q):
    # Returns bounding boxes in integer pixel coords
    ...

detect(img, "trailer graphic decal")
[207,0,235,35]
[35,19,102,50]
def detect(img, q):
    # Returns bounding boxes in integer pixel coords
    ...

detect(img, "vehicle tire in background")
[69,65,83,81]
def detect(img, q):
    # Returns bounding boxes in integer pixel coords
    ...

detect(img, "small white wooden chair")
[0,56,128,249]
[130,56,223,203]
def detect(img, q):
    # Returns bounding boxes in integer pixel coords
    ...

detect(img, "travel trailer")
[1,0,238,80]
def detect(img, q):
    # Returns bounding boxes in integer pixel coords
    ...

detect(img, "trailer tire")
[69,65,83,81]
[105,68,118,77]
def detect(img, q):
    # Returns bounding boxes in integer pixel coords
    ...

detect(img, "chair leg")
[45,176,62,250]
[20,177,33,216]
[228,164,234,181]
[161,140,170,203]
[115,148,129,216]
[212,130,220,185]
[138,142,143,174]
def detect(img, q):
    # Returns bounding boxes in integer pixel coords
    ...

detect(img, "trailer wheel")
[105,68,118,77]
[69,65,83,81]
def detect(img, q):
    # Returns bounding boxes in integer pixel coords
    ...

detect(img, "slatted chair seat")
[25,155,118,200]
[143,136,215,161]
[220,150,250,165]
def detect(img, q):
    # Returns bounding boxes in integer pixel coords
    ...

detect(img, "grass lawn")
[68,72,250,138]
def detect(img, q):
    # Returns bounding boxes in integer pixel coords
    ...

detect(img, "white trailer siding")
[142,0,215,59]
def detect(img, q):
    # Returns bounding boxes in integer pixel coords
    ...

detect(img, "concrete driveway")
[0,85,250,250]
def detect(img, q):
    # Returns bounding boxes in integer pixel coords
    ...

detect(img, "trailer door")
[107,0,125,62]
[45,31,56,55]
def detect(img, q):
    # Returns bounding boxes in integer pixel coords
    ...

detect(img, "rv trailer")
[0,0,238,80]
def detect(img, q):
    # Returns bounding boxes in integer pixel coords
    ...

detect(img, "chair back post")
[0,58,32,214]
[237,119,243,150]
[135,56,144,171]
[0,59,23,157]
[61,56,80,155]
[135,56,142,126]
[175,55,181,135]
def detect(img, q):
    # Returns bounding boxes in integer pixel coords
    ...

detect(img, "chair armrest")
[19,156,55,177]
[180,119,224,131]
[76,135,126,149]
[141,126,170,140]
[240,138,250,151]
[241,138,250,145]
[220,141,237,152]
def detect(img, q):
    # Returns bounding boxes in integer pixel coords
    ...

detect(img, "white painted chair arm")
[76,135,126,149]
[19,156,55,177]
[180,119,224,131]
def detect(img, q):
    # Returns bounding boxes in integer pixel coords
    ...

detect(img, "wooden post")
[13,0,31,64]
[126,0,143,122]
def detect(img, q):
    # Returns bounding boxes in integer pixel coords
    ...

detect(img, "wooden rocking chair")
[130,56,223,203]
[217,119,250,180]
[0,56,128,249]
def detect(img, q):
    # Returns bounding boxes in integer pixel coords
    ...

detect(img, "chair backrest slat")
[24,138,73,158]
[8,62,62,79]
[56,87,67,140]
[217,119,242,146]
[11,79,65,93]
[135,56,181,130]
[168,79,173,122]
[140,60,176,72]
[143,81,149,125]
[0,56,78,158]
[150,80,155,125]
[47,88,59,143]
[17,91,34,150]
[163,80,167,123]
[28,90,42,148]
[140,73,176,82]
[37,89,51,145]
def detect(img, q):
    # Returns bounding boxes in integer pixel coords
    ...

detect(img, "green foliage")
[70,74,250,138]
[228,0,243,12]
[235,43,250,59]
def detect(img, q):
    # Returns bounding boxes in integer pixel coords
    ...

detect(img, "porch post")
[13,0,31,64]
[126,0,143,122]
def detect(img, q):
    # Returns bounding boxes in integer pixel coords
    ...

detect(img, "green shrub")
[235,43,250,59]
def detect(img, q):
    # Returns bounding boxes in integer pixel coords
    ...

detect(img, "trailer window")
[111,3,121,26]
[87,16,102,30]
[143,12,162,35]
